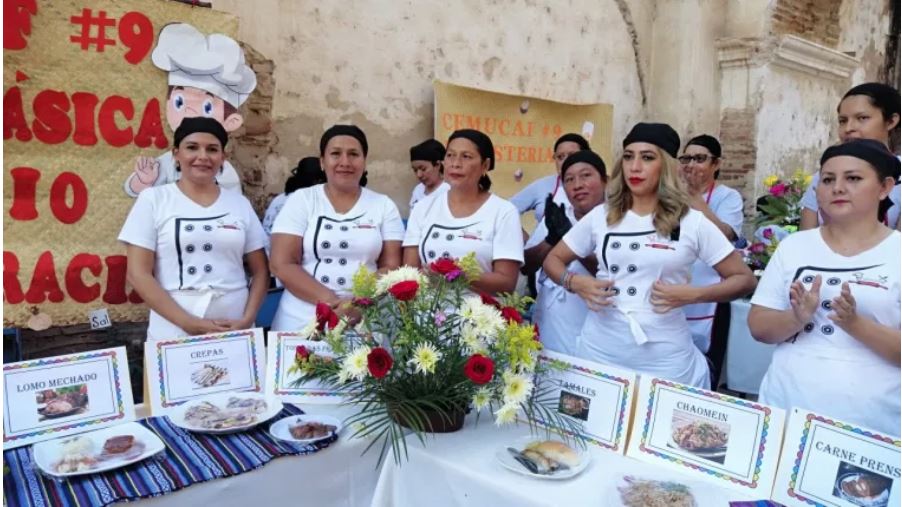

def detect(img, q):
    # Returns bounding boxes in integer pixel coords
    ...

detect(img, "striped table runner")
[3,405,337,507]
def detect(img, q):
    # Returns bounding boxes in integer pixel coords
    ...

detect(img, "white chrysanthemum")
[326,320,347,341]
[376,266,427,295]
[494,402,519,426]
[472,387,493,411]
[408,342,442,374]
[340,345,370,381]
[459,297,505,341]
[502,370,534,405]
[459,325,488,355]
[298,319,318,338]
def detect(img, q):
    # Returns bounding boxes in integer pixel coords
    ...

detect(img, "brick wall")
[771,0,843,48]
[718,108,759,235]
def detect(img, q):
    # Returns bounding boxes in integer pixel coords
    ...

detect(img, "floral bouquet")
[288,253,580,464]
[756,170,813,228]
[744,224,792,272]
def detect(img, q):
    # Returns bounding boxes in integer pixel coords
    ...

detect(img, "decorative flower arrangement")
[744,224,793,272]
[288,253,579,463]
[756,170,812,228]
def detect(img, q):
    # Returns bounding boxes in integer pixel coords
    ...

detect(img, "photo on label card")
[557,390,591,421]
[36,384,89,421]
[667,409,730,464]
[832,460,892,507]
[190,361,230,389]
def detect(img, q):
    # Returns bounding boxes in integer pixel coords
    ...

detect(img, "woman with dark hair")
[262,157,325,255]
[800,82,901,230]
[524,150,607,355]
[269,125,404,330]
[678,134,745,353]
[403,129,523,294]
[409,139,449,211]
[511,133,591,221]
[543,123,756,387]
[119,117,269,340]
[749,139,900,435]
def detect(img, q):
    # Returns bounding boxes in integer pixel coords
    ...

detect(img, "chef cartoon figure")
[123,23,257,197]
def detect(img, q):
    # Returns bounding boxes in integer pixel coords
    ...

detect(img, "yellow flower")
[408,342,442,374]
[502,370,534,404]
[472,387,493,411]
[351,265,378,298]
[763,174,779,188]
[494,402,519,426]
[457,252,482,282]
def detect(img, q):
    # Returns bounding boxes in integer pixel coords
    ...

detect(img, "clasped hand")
[571,275,614,311]
[650,281,699,313]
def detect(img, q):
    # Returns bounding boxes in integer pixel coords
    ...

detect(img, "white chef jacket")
[123,152,242,198]
[683,184,745,352]
[563,206,736,388]
[409,181,450,212]
[403,191,524,274]
[526,205,592,357]
[118,183,266,340]
[752,228,901,436]
[270,184,405,331]
[510,174,569,221]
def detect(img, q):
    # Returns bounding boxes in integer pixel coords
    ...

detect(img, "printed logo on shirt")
[643,233,676,251]
[459,228,484,242]
[849,272,890,290]
[354,217,377,230]
[216,217,241,231]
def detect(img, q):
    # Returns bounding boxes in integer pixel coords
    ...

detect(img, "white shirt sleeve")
[717,189,745,239]
[510,177,547,214]
[750,241,790,311]
[271,189,310,237]
[118,189,158,250]
[403,197,426,247]
[380,196,405,241]
[694,213,736,268]
[561,206,599,258]
[492,202,525,264]
[800,173,819,212]
[243,199,267,253]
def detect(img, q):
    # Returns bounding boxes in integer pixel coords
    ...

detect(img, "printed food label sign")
[265,331,346,404]
[3,346,135,449]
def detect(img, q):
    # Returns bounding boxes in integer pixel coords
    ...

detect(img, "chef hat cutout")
[151,23,257,108]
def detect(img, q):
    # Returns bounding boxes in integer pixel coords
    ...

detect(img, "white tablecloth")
[724,300,776,395]
[138,404,382,507]
[371,417,760,507]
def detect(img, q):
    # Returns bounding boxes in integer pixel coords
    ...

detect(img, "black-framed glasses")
[678,154,716,165]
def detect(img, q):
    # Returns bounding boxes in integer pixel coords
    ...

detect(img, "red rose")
[429,257,460,275]
[479,292,501,308]
[500,306,523,324]
[295,345,311,363]
[388,280,419,301]
[463,354,494,385]
[533,323,541,342]
[353,297,374,307]
[367,347,393,379]
[315,302,339,331]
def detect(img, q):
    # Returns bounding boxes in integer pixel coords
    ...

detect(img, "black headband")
[320,125,368,156]
[448,129,495,170]
[685,134,721,158]
[622,122,681,158]
[561,150,607,180]
[173,117,229,148]
[410,139,446,163]
[554,133,590,152]
[820,138,900,181]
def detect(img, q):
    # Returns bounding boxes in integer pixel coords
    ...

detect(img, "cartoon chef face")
[166,86,244,133]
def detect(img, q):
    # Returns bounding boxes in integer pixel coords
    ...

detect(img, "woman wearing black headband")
[678,134,745,355]
[800,82,901,230]
[403,129,524,294]
[408,139,449,211]
[510,133,590,221]
[749,139,900,435]
[269,125,404,330]
[524,150,607,355]
[544,123,756,388]
[119,116,269,339]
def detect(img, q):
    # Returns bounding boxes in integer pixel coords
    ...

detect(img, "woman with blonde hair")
[543,123,756,387]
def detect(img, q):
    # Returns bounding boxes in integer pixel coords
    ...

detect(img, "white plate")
[168,392,283,434]
[495,436,590,480]
[269,414,343,444]
[32,422,165,477]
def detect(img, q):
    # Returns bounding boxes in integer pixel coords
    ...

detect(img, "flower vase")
[389,403,467,433]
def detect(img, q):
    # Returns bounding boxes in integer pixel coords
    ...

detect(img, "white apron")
[147,287,248,341]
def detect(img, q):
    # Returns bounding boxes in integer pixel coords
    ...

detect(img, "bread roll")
[526,440,580,468]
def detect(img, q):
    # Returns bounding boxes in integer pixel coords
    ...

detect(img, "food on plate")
[618,476,696,507]
[61,435,95,456]
[513,440,580,474]
[289,421,336,440]
[54,436,99,473]
[841,473,890,500]
[672,421,728,451]
[102,435,135,454]
[183,396,268,430]
[191,364,228,388]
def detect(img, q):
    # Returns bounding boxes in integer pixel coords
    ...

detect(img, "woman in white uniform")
[120,117,269,340]
[408,139,449,212]
[543,123,756,388]
[403,129,523,294]
[749,139,900,435]
[524,150,607,355]
[800,83,901,230]
[678,135,745,353]
[510,133,589,221]
[270,125,404,331]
